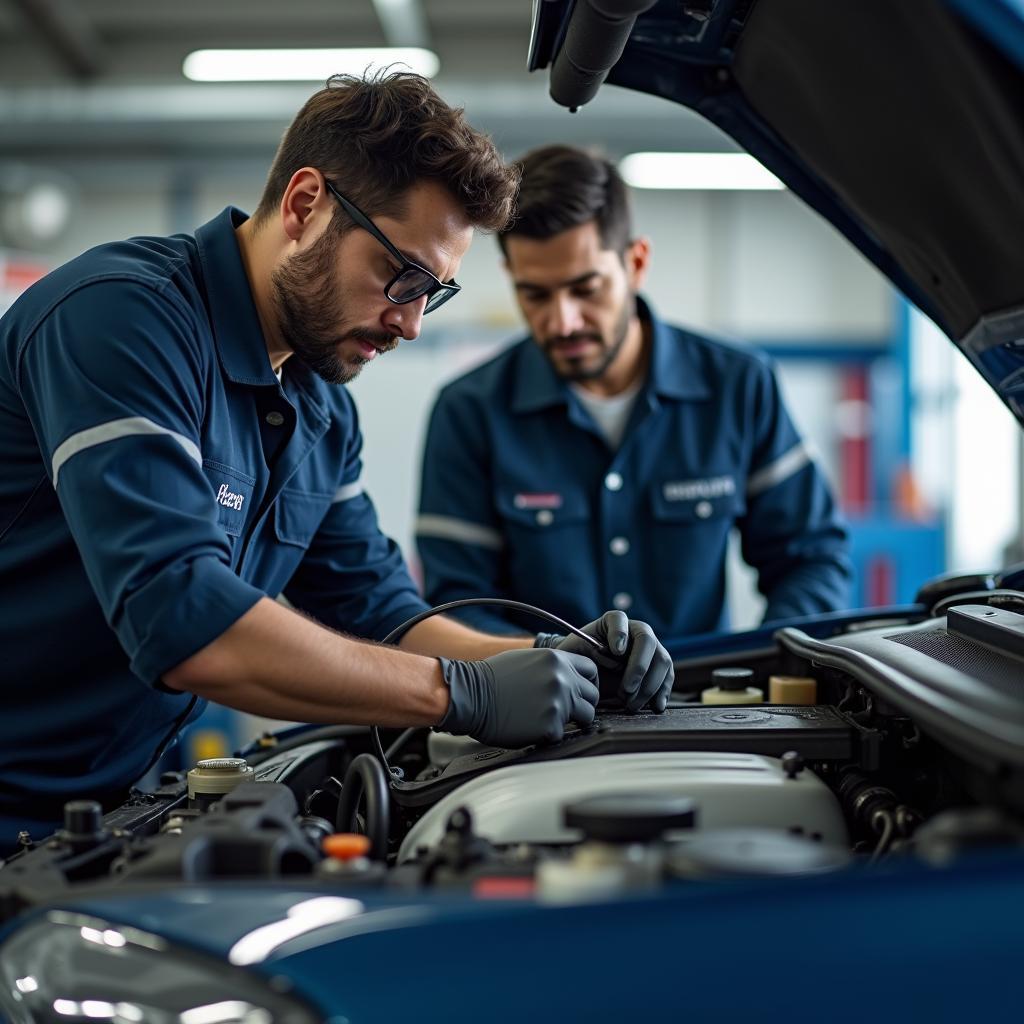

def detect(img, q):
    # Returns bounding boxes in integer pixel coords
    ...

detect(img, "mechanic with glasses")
[0,74,673,854]
[417,145,852,644]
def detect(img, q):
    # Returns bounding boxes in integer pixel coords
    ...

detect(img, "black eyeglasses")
[323,179,461,314]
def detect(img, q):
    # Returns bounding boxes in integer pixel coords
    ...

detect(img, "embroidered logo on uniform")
[217,482,245,511]
[513,492,563,510]
[663,475,736,502]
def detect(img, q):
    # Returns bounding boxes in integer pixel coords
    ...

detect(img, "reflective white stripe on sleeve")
[332,480,364,503]
[51,416,202,488]
[746,441,811,497]
[415,514,505,551]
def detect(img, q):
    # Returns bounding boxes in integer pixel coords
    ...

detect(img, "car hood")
[530,0,1024,425]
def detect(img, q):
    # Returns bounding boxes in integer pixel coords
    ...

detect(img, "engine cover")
[397,752,847,861]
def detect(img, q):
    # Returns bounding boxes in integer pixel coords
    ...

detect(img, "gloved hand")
[535,611,674,713]
[437,648,600,748]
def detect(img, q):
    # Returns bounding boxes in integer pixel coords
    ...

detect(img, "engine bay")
[3,599,1024,919]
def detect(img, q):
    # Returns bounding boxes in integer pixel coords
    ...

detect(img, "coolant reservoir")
[187,756,254,809]
[701,666,763,705]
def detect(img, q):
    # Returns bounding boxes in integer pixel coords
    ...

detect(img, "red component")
[2,261,48,292]
[472,876,536,899]
[866,555,895,607]
[839,367,872,514]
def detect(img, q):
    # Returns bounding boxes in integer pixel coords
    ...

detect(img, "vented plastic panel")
[885,628,1024,697]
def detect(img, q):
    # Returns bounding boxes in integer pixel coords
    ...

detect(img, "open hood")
[529,0,1024,425]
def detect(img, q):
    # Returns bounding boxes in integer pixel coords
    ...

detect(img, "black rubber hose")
[549,0,659,110]
[335,753,390,860]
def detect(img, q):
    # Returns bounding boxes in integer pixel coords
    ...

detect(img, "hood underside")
[532,0,1024,422]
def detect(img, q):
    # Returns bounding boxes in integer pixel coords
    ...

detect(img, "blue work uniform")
[416,297,851,643]
[0,207,428,850]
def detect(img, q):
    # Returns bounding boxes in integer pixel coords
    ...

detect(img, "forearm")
[163,597,449,726]
[399,614,534,661]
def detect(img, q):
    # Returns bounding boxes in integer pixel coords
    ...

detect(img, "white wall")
[910,309,1022,573]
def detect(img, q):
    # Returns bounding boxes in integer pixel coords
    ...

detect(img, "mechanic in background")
[0,78,673,855]
[417,145,851,644]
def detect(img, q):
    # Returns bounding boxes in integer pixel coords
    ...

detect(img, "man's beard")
[542,297,632,382]
[271,230,397,385]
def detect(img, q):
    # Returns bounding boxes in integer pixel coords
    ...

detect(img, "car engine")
[3,596,1024,919]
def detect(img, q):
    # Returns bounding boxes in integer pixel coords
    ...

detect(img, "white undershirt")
[570,378,643,450]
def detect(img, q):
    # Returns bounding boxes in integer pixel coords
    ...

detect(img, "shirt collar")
[510,294,711,414]
[195,206,279,387]
[643,296,713,401]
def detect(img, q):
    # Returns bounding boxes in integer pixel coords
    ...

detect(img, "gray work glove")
[437,648,600,748]
[535,610,674,713]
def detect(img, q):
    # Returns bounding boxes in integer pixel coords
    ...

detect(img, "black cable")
[372,597,612,779]
[380,598,611,653]
[335,753,390,860]
[385,727,418,762]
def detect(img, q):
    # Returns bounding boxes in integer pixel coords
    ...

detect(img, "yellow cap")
[769,675,817,705]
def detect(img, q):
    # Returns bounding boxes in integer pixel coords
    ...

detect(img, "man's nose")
[546,293,584,337]
[383,294,427,342]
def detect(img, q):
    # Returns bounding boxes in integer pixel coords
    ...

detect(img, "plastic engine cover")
[397,752,847,862]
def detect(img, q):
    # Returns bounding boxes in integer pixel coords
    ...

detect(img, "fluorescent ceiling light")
[183,48,439,82]
[619,152,785,190]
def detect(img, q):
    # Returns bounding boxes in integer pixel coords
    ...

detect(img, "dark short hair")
[497,144,633,255]
[252,70,518,232]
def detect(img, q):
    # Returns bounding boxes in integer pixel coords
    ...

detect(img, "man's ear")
[625,236,651,289]
[279,168,328,243]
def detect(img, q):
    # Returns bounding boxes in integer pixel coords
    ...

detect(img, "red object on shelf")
[2,258,48,292]
[839,366,872,514]
[866,554,895,607]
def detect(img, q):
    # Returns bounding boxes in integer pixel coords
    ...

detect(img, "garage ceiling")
[0,0,727,160]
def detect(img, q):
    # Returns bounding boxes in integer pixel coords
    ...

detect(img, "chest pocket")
[274,487,333,548]
[496,489,592,532]
[650,477,744,525]
[202,460,256,537]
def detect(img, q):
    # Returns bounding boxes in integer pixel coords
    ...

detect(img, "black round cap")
[63,800,103,838]
[711,667,754,691]
[564,794,697,842]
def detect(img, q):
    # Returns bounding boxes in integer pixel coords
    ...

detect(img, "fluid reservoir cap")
[62,800,104,839]
[564,794,697,843]
[196,757,248,771]
[711,667,754,691]
[323,833,372,862]
[187,756,254,799]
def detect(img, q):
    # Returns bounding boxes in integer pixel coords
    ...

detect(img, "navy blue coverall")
[0,208,429,848]
[417,297,851,643]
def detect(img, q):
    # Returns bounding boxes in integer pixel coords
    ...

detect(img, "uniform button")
[265,411,285,427]
[695,500,713,519]
[536,509,554,526]
[609,536,630,556]
[612,592,633,611]
[604,472,623,492]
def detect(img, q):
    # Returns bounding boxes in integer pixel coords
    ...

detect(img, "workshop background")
[2,1,1020,753]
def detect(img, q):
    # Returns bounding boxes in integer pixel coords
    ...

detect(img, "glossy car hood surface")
[530,0,1024,424]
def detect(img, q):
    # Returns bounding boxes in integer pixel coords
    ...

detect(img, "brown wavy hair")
[498,144,632,255]
[252,70,518,232]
